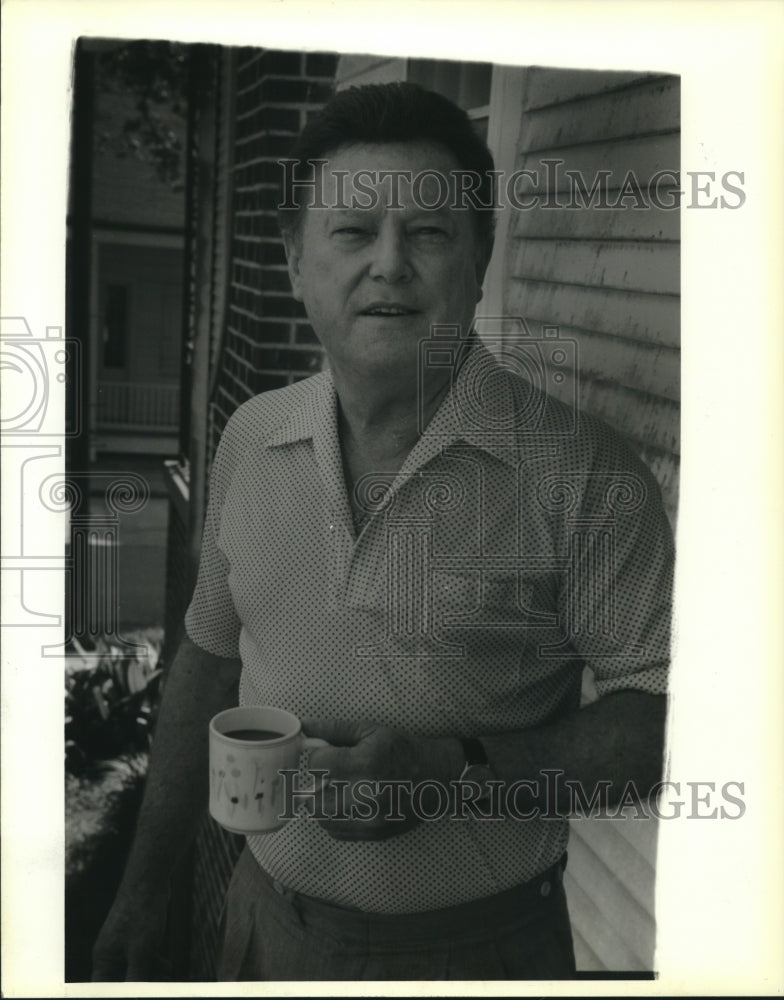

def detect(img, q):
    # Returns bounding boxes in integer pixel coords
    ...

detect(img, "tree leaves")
[94,41,187,188]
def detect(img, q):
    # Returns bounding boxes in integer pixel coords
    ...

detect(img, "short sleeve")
[562,436,674,699]
[184,425,243,659]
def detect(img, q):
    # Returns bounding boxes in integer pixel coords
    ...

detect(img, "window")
[408,59,492,140]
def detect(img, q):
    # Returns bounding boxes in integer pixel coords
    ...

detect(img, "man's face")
[283,141,490,379]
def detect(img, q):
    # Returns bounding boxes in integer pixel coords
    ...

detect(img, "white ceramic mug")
[209,706,326,834]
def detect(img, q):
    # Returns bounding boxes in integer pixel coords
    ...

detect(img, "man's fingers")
[300,721,423,841]
[302,718,373,777]
[301,716,366,745]
[308,742,359,778]
[315,776,421,842]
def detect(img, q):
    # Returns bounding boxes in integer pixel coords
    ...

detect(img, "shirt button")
[540,880,551,897]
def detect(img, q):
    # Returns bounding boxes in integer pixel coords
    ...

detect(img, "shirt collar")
[265,339,529,469]
[413,337,529,469]
[266,372,336,448]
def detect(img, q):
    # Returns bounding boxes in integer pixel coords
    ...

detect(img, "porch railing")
[96,381,180,431]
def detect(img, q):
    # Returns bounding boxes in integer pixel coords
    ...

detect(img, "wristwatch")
[458,737,495,801]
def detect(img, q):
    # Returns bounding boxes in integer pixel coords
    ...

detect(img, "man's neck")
[329,360,452,493]
[335,369,448,464]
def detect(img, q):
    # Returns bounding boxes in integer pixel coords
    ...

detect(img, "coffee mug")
[209,706,327,834]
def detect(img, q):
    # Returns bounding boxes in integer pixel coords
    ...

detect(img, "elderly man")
[93,82,673,981]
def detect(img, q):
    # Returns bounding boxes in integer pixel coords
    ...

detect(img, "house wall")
[506,68,680,527]
[336,53,408,87]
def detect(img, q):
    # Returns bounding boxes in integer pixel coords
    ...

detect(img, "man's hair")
[277,81,497,253]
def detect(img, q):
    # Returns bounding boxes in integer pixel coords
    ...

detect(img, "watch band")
[457,737,494,803]
[460,736,488,768]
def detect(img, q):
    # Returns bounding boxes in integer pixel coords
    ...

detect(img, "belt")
[258,851,568,947]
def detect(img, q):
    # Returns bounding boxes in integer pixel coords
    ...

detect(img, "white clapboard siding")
[523,75,679,150]
[507,68,680,972]
[565,814,659,972]
[510,240,679,296]
[507,279,680,348]
[515,320,680,401]
[335,55,407,88]
[635,448,680,525]
[514,199,680,242]
[544,370,680,457]
[523,68,660,110]
[517,133,680,193]
[507,68,681,510]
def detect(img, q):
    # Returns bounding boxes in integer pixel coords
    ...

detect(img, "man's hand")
[304,692,667,840]
[303,719,461,842]
[91,886,169,981]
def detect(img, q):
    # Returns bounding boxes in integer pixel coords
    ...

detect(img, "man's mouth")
[360,304,419,317]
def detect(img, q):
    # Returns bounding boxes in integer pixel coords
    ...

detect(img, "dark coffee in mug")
[224,728,286,741]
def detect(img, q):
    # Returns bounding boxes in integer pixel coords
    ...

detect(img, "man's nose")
[368,225,412,283]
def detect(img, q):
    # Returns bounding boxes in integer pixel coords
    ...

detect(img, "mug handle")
[301,735,330,752]
[302,735,332,750]
[299,736,331,793]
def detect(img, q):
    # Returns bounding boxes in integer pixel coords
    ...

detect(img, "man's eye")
[333,226,369,237]
[410,226,449,239]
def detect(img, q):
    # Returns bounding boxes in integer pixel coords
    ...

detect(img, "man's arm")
[91,636,242,981]
[305,690,667,840]
[481,689,667,813]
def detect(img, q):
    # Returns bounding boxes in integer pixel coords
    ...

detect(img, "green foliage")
[64,632,165,976]
[65,639,163,774]
[95,40,188,187]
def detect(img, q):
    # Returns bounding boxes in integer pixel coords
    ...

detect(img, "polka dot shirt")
[185,339,673,913]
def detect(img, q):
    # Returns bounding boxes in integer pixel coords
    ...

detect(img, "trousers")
[216,845,576,981]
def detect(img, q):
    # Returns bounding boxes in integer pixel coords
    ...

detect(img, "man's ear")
[282,229,305,302]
